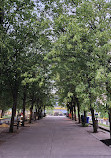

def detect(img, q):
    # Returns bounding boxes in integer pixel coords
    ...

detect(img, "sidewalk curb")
[90,123,110,132]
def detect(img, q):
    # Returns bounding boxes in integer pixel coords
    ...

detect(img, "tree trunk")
[91,108,95,129]
[29,107,32,123]
[109,108,111,139]
[34,105,37,121]
[71,104,73,120]
[44,104,45,117]
[67,104,69,117]
[1,109,4,118]
[83,111,86,126]
[74,105,77,121]
[75,97,81,123]
[69,106,71,114]
[21,90,26,127]
[67,104,69,112]
[29,101,34,123]
[77,102,80,123]
[69,105,72,119]
[91,108,98,133]
[9,93,17,133]
[37,105,40,120]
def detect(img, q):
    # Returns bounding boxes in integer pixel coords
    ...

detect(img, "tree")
[47,0,111,133]
[0,0,38,132]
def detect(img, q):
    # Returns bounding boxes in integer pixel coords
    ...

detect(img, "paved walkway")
[0,116,111,158]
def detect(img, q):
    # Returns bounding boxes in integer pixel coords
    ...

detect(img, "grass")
[89,121,109,128]
[2,116,11,119]
[98,123,109,128]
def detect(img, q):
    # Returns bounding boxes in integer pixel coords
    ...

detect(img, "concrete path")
[0,116,111,158]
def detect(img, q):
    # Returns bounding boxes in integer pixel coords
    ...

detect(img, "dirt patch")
[0,124,9,128]
[0,120,39,146]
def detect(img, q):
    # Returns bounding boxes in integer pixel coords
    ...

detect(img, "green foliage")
[0,0,111,118]
[47,0,111,114]
[0,0,54,114]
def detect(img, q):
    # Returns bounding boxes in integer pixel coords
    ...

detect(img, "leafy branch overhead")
[0,0,111,133]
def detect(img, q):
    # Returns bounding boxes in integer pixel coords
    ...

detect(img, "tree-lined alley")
[0,0,111,135]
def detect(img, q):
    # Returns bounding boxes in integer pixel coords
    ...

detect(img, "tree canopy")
[0,0,111,133]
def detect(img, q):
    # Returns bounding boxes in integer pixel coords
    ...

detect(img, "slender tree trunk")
[1,109,4,118]
[83,111,86,126]
[71,103,73,120]
[68,105,71,119]
[77,102,80,123]
[9,93,18,133]
[29,101,34,123]
[34,105,37,121]
[66,104,69,117]
[106,82,111,138]
[21,90,26,127]
[67,104,69,116]
[29,107,32,123]
[44,104,45,117]
[75,97,81,123]
[91,108,95,127]
[69,106,71,114]
[36,99,40,120]
[74,105,77,121]
[38,105,40,120]
[109,108,111,139]
[29,107,33,123]
[91,108,98,133]
[38,107,42,120]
